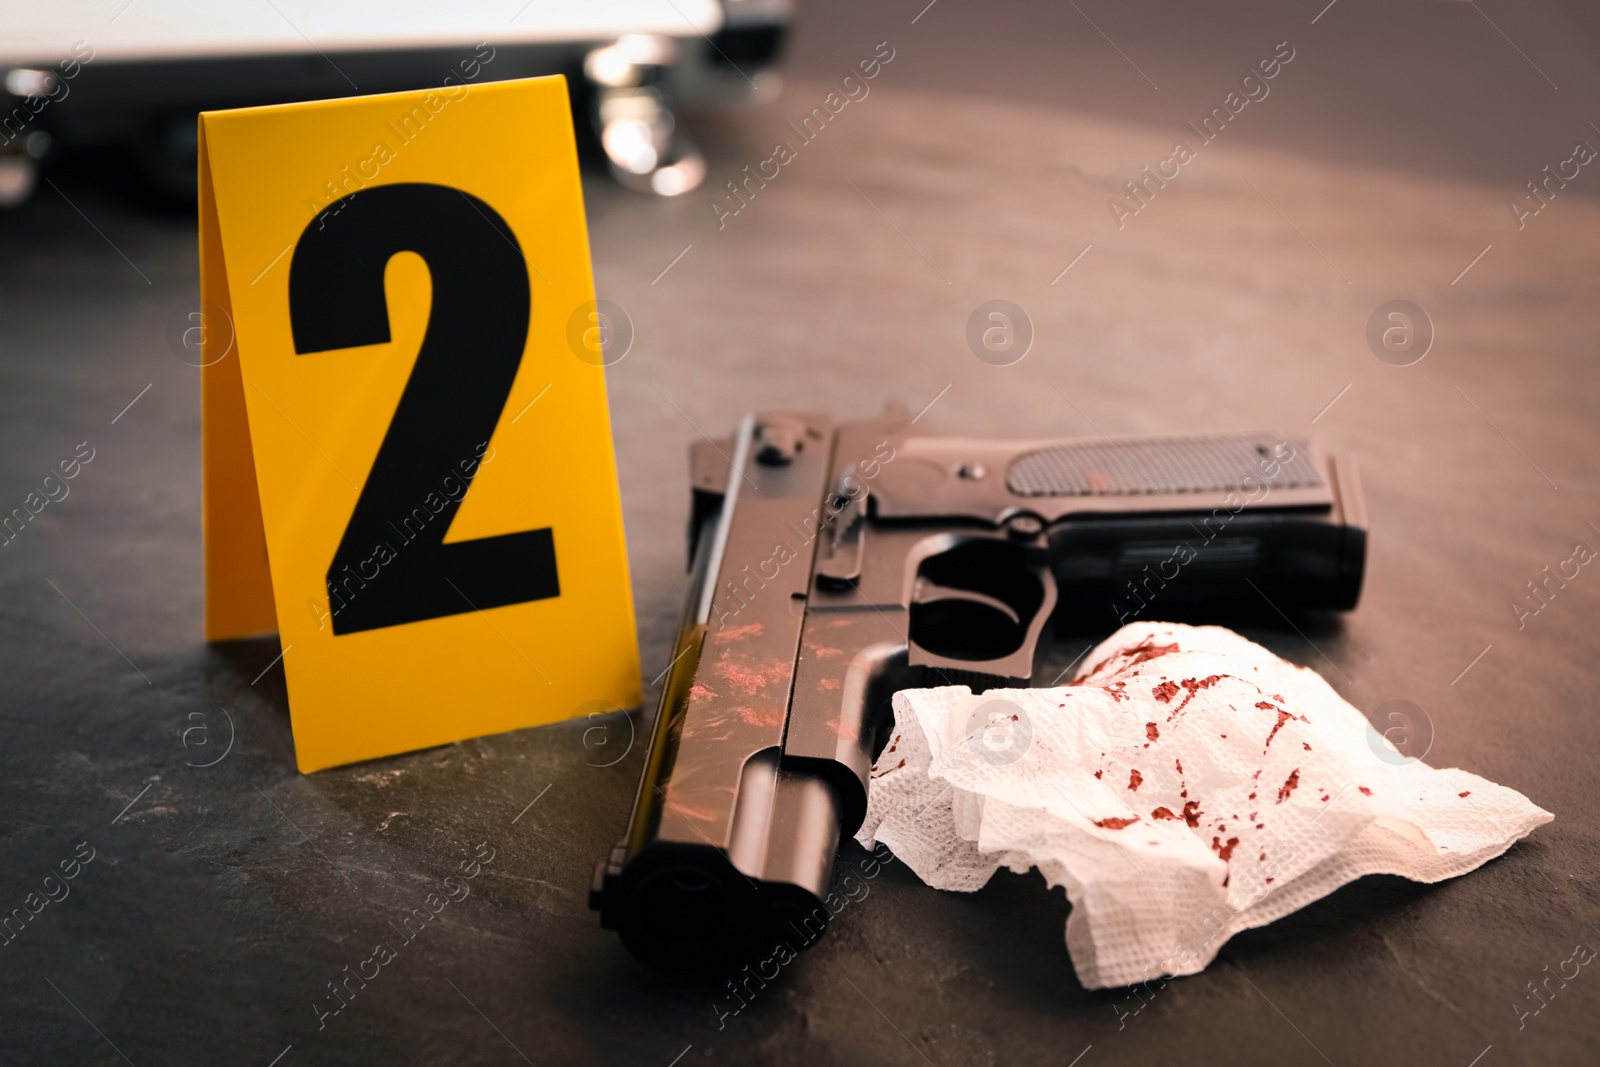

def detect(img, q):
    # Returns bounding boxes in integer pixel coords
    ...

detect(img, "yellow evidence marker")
[198,75,639,772]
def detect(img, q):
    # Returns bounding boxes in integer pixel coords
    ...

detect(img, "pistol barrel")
[593,413,854,971]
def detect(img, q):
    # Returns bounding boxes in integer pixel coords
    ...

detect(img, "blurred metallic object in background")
[586,35,707,196]
[4,67,59,98]
[0,68,58,207]
[0,0,790,206]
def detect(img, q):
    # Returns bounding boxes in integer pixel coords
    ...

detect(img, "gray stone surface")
[3,2,1599,1064]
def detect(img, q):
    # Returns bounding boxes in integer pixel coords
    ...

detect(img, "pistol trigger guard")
[911,577,1023,625]
[903,537,1058,680]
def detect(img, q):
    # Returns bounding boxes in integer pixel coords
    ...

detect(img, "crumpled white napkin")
[857,622,1552,989]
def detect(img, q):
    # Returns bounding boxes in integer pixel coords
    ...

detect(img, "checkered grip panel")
[1006,434,1321,497]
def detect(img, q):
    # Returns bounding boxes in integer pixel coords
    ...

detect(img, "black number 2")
[288,182,559,636]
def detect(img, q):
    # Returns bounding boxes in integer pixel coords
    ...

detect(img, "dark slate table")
[3,2,1598,1064]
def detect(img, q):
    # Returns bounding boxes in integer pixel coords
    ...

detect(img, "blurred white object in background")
[0,0,791,203]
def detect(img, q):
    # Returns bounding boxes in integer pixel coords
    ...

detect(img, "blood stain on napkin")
[857,622,1552,989]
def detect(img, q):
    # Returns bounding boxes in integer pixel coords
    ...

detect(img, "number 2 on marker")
[287,182,560,636]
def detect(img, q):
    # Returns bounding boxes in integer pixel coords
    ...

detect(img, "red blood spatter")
[1105,681,1129,704]
[1303,742,1311,751]
[1094,816,1140,829]
[1158,671,1228,723]
[1265,877,1275,885]
[1152,806,1178,820]
[719,659,786,696]
[1075,655,1112,683]
[1077,637,1177,682]
[896,759,906,769]
[1248,812,1257,821]
[1273,694,1285,702]
[1263,709,1295,749]
[1181,800,1202,827]
[1276,768,1300,804]
[688,684,717,701]
[734,706,784,728]
[1211,836,1240,861]
[1459,791,1471,797]
[719,622,766,640]
[1248,791,1257,801]
[1146,722,1160,742]
[1259,852,1266,862]
[1073,665,1104,685]
[1169,674,1227,718]
[668,801,723,824]
[1128,769,1144,791]
[1152,680,1180,703]
[1255,823,1265,829]
[1094,769,1103,779]
[1175,759,1184,775]
[1321,795,1330,802]
[1258,701,1313,749]
[1122,638,1180,667]
[1358,786,1372,796]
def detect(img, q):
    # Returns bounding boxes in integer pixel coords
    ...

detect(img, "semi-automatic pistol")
[591,409,1365,970]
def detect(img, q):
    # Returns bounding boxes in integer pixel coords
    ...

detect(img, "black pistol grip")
[870,431,1366,617]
